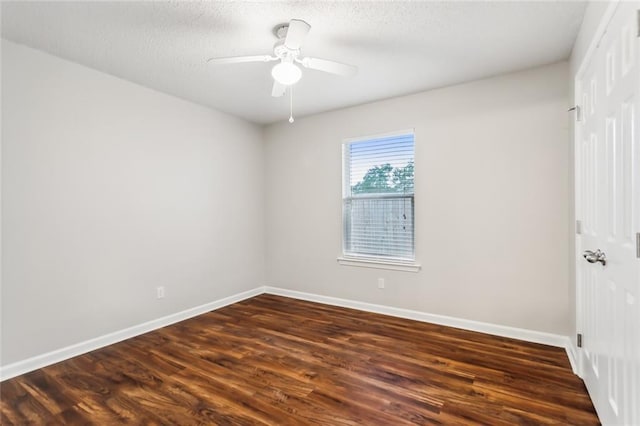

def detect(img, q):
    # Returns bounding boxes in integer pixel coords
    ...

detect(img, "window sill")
[337,256,421,272]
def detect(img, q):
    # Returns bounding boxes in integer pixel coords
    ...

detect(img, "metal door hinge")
[576,220,583,235]
[577,333,583,348]
[636,232,640,258]
[568,105,582,122]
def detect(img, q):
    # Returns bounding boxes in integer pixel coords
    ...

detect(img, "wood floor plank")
[0,294,600,424]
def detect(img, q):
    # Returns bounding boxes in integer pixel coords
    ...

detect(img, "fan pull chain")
[288,86,295,123]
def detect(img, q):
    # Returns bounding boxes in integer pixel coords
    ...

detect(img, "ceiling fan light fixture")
[271,61,302,85]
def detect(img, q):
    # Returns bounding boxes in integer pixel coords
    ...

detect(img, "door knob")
[583,249,607,266]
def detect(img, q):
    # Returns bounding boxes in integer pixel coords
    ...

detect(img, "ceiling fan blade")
[272,81,286,97]
[284,19,311,50]
[300,57,357,77]
[207,55,276,64]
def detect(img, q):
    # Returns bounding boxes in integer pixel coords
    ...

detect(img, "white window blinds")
[342,131,415,260]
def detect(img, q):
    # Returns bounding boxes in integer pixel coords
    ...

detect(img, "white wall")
[264,61,571,335]
[1,40,264,365]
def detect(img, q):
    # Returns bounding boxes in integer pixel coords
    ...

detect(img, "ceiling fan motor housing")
[273,37,299,61]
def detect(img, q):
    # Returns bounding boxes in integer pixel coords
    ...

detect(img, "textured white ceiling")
[1,1,586,124]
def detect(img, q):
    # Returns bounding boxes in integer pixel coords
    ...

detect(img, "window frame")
[338,129,420,272]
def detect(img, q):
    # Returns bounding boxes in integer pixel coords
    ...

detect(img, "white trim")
[574,1,620,81]
[343,128,415,145]
[565,337,579,375]
[0,287,264,381]
[337,256,421,272]
[263,286,569,348]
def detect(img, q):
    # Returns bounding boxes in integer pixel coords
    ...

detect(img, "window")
[340,130,417,270]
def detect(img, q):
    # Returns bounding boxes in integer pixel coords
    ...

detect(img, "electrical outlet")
[156,286,165,299]
[377,278,385,289]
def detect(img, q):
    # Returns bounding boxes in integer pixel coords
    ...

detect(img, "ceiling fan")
[207,19,357,98]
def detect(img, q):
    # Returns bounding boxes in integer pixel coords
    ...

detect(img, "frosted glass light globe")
[271,62,302,85]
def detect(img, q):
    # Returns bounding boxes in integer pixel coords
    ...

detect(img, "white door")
[575,2,640,425]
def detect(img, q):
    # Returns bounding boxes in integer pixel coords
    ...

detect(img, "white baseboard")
[0,287,264,381]
[264,286,570,349]
[1,285,578,381]
[565,337,580,375]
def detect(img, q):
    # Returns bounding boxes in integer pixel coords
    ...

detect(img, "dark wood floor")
[1,294,599,425]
